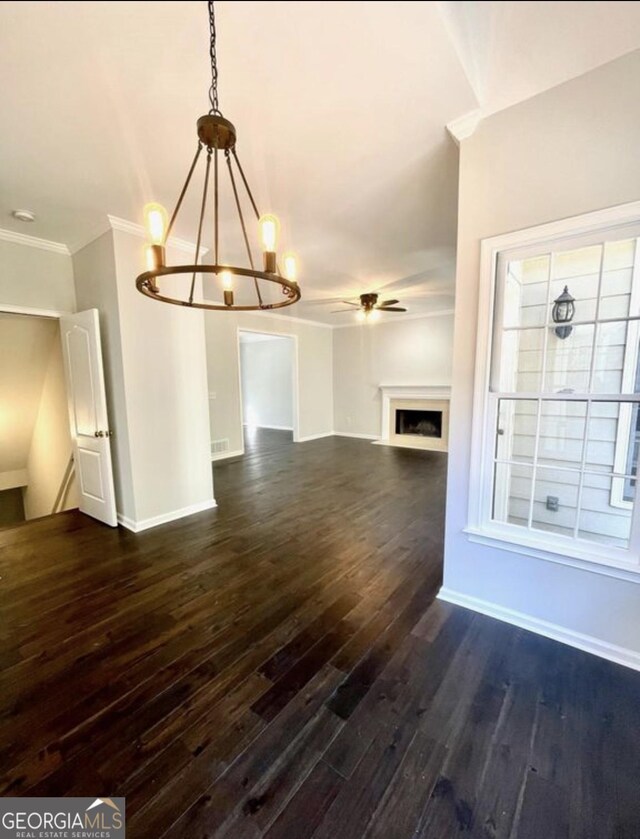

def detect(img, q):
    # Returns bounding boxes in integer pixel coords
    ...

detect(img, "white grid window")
[469,212,640,574]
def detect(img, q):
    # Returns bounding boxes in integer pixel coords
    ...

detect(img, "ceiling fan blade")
[377,306,407,312]
[379,299,399,307]
[340,301,360,307]
[331,309,358,313]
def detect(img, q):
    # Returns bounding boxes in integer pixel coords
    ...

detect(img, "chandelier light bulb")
[259,214,279,253]
[220,270,234,306]
[144,203,168,246]
[283,252,297,284]
[369,309,381,322]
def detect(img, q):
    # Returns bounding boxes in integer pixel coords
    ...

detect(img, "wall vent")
[211,438,230,455]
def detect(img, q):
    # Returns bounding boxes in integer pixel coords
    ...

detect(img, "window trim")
[468,200,640,578]
[610,241,640,509]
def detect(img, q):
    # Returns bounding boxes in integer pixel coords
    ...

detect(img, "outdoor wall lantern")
[552,285,575,339]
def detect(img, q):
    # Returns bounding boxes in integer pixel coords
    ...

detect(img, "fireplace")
[375,386,450,452]
[395,409,442,439]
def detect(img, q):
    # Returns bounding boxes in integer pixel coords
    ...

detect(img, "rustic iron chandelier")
[136,0,300,311]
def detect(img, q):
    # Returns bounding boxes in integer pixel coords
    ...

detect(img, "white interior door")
[60,309,117,526]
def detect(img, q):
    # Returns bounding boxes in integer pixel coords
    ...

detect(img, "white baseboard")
[332,431,379,441]
[118,499,217,533]
[296,431,334,443]
[438,587,640,672]
[243,424,293,432]
[211,448,245,462]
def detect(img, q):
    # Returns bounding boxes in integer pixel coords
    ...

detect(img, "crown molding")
[332,308,455,329]
[67,220,112,255]
[68,215,207,257]
[251,309,334,330]
[203,300,333,330]
[107,215,205,256]
[0,227,70,255]
[446,109,482,145]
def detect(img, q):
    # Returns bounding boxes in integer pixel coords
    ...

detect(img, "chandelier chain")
[208,0,221,115]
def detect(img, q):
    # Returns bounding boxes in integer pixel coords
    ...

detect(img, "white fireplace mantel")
[379,384,452,401]
[376,385,452,451]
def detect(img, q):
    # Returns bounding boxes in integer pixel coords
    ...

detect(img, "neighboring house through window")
[467,203,640,575]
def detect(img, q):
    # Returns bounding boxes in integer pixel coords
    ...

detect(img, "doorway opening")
[238,329,298,457]
[0,312,78,528]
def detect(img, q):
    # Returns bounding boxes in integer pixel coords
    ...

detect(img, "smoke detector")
[12,209,36,222]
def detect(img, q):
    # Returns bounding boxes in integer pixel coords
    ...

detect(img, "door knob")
[94,430,105,437]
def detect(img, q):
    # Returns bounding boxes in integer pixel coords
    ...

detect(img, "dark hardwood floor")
[1,429,639,837]
[241,425,294,457]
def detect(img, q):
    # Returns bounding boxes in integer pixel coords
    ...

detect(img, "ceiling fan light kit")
[136,0,300,312]
[332,292,408,322]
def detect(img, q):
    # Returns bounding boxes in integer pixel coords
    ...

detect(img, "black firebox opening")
[395,409,442,438]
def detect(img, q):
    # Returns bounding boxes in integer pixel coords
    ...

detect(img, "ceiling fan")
[332,292,407,321]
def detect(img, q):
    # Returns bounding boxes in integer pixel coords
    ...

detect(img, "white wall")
[0,313,77,520]
[23,326,79,519]
[332,314,454,437]
[0,313,60,474]
[74,228,214,527]
[112,230,214,524]
[206,313,333,454]
[0,239,75,312]
[240,336,293,430]
[0,240,77,506]
[444,49,640,658]
[0,470,28,491]
[73,231,136,519]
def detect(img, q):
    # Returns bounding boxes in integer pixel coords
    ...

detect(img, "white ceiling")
[0,2,639,325]
[0,314,59,473]
[440,1,640,117]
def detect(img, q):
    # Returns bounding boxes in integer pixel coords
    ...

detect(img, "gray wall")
[333,314,454,437]
[0,239,75,312]
[444,49,640,655]
[206,313,333,453]
[73,231,136,519]
[240,337,293,430]
[22,321,79,520]
[0,313,60,473]
[74,229,214,526]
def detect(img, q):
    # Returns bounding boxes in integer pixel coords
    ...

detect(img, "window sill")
[464,524,640,584]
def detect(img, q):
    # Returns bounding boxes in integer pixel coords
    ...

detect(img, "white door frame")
[236,327,301,443]
[0,304,69,319]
